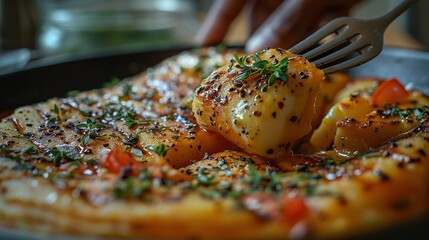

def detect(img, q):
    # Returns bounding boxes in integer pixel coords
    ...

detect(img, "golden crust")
[1,47,429,239]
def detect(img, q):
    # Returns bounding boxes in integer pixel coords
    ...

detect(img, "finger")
[196,0,247,46]
[246,0,322,53]
[320,6,354,25]
[247,0,283,33]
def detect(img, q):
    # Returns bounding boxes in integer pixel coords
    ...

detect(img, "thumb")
[246,0,321,53]
[196,0,247,46]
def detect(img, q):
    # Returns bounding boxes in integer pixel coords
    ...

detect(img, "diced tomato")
[103,148,145,175]
[371,78,409,106]
[281,196,308,226]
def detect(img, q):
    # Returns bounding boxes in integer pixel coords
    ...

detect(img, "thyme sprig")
[48,148,82,166]
[76,118,105,145]
[48,104,61,122]
[123,112,151,128]
[233,53,289,86]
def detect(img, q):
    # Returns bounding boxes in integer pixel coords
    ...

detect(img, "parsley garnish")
[233,53,289,86]
[144,144,169,157]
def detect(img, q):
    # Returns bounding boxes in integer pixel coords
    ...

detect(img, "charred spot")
[240,89,247,98]
[299,72,309,79]
[417,148,426,156]
[296,165,309,172]
[266,149,274,154]
[83,148,92,154]
[390,120,401,125]
[276,48,285,54]
[245,57,251,64]
[278,102,284,109]
[409,157,421,163]
[196,86,205,94]
[210,73,220,80]
[23,132,35,139]
[233,80,244,87]
[172,135,180,140]
[337,117,357,127]
[253,111,262,117]
[272,112,277,118]
[289,115,298,123]
[374,169,389,181]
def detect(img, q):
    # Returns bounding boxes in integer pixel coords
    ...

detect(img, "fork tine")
[312,35,366,67]
[321,44,382,74]
[289,18,348,54]
[302,26,352,60]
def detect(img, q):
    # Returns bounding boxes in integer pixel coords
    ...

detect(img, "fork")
[288,0,419,74]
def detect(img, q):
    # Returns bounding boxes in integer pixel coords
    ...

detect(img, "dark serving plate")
[1,46,429,239]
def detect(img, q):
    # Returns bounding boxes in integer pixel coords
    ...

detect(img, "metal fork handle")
[377,0,419,28]
[289,0,419,74]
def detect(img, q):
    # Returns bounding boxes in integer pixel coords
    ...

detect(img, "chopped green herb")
[123,112,150,128]
[144,144,169,157]
[48,104,61,122]
[76,119,105,145]
[215,43,227,53]
[12,163,35,171]
[103,77,121,88]
[121,83,133,97]
[123,133,139,145]
[197,167,216,185]
[113,177,151,198]
[131,148,144,158]
[66,90,80,97]
[0,144,12,153]
[20,146,37,155]
[361,151,382,158]
[48,148,82,166]
[233,53,289,86]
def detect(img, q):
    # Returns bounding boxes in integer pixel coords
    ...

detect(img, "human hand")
[196,0,362,53]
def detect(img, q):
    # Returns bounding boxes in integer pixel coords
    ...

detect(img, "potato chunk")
[193,48,324,158]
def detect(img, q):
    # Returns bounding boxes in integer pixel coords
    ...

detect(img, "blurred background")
[0,0,428,65]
